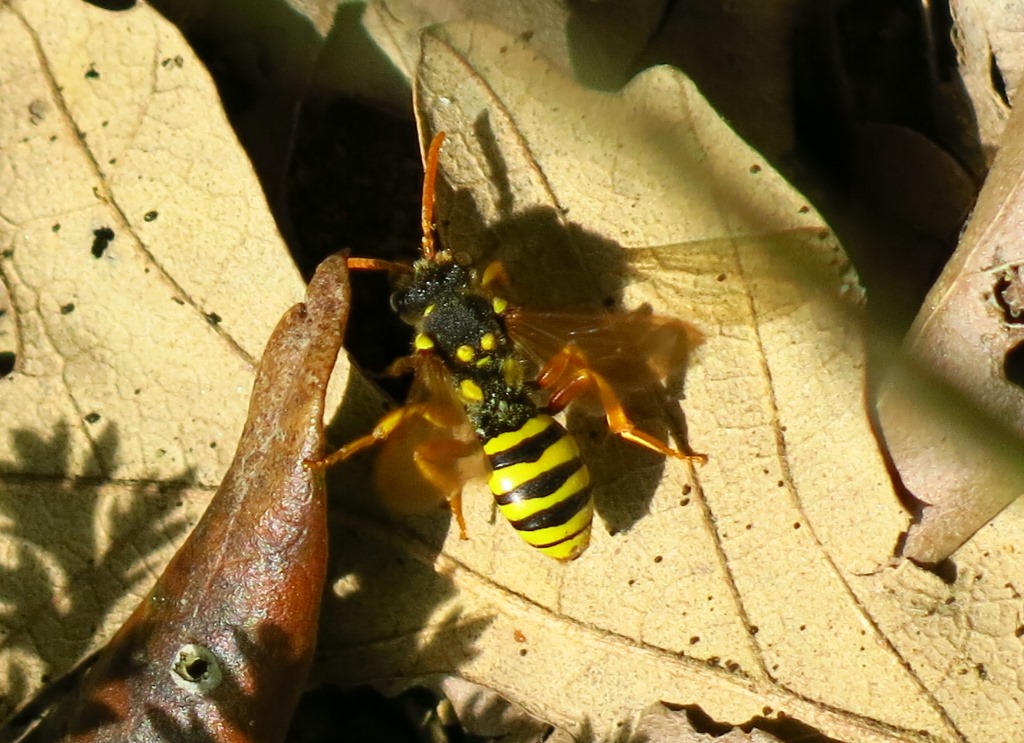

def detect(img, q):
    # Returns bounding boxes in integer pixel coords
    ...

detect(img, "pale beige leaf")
[633,702,784,743]
[949,0,1016,155]
[363,0,667,90]
[877,70,1024,563]
[308,21,1024,743]
[285,0,345,38]
[0,0,309,722]
[436,676,552,740]
[638,1,802,164]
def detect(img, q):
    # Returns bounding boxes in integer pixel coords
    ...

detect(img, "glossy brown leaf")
[19,256,350,742]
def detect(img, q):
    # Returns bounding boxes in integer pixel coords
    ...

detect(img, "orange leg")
[309,400,477,536]
[540,346,707,464]
[412,438,479,538]
[310,402,462,470]
[347,256,410,274]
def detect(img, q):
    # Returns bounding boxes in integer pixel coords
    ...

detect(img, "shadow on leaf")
[0,420,200,730]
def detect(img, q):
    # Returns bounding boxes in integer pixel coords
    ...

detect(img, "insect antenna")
[420,132,446,261]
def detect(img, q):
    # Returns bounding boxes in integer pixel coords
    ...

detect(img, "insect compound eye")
[390,285,426,323]
[388,290,403,315]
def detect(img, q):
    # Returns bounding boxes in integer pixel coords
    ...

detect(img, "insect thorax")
[392,257,536,439]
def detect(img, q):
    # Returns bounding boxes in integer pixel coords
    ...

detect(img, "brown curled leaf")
[19,256,350,742]
[877,85,1024,565]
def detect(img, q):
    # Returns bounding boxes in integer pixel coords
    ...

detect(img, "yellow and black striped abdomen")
[483,414,593,561]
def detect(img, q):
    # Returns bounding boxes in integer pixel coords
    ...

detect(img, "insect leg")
[413,437,480,539]
[540,346,707,463]
[310,402,463,469]
[347,256,410,273]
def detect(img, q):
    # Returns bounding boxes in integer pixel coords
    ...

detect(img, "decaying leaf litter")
[2,0,1023,742]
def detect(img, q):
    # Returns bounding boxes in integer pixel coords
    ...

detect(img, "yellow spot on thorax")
[414,333,434,351]
[492,297,508,314]
[459,379,484,402]
[456,345,475,363]
[480,332,496,351]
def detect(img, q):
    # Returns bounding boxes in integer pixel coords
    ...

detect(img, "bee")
[322,132,705,560]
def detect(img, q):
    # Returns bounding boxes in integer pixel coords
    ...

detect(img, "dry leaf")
[948,0,1016,155]
[632,702,784,743]
[284,0,344,39]
[877,71,1024,564]
[362,0,667,91]
[311,22,1024,743]
[18,256,349,742]
[0,0,316,725]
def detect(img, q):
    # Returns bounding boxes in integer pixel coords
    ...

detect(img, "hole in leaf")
[1004,341,1024,388]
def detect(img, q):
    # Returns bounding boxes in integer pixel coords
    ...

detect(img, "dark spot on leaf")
[28,99,48,124]
[60,303,75,315]
[85,64,99,79]
[990,52,1010,106]
[0,352,15,378]
[1005,342,1024,388]
[994,268,1024,324]
[91,227,114,258]
[85,412,101,424]
[144,210,158,222]
[206,312,222,325]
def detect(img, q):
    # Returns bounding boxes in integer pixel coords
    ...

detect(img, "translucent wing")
[504,306,702,390]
